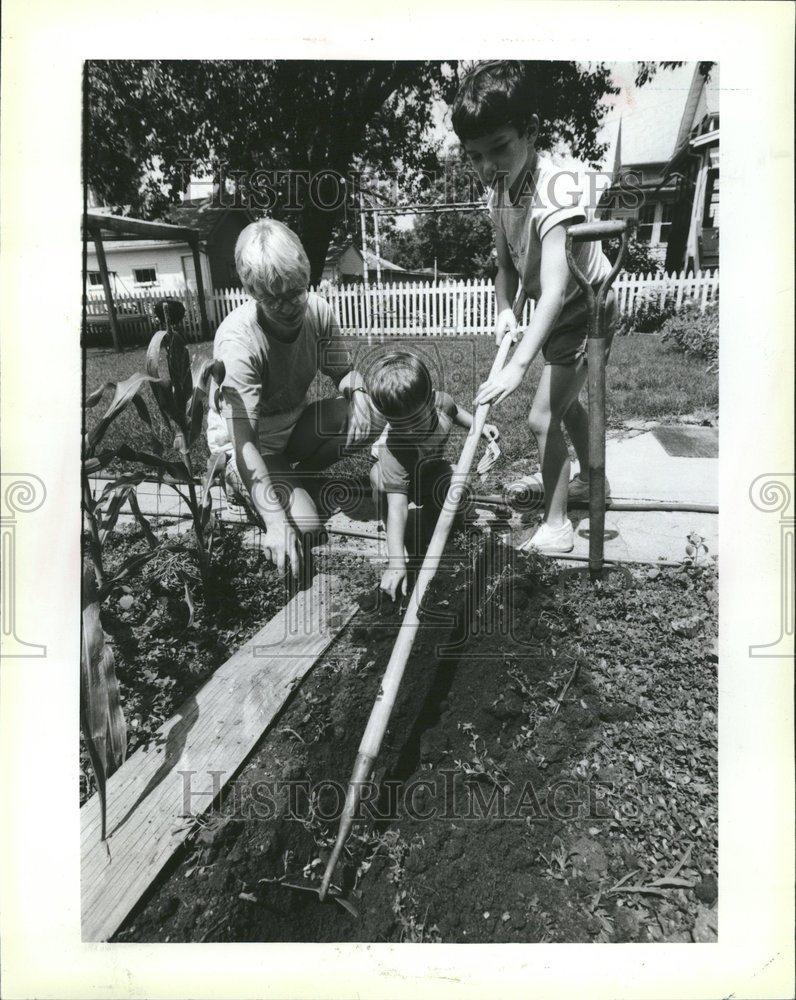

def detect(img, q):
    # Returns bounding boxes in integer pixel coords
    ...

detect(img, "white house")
[85,198,257,296]
[599,63,719,272]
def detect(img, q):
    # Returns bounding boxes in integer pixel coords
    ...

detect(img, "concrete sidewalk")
[605,426,718,507]
[516,426,718,564]
[87,425,718,567]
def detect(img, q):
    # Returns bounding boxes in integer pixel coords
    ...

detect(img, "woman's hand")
[344,386,374,452]
[474,360,526,407]
[262,519,302,578]
[380,559,408,602]
[495,307,519,347]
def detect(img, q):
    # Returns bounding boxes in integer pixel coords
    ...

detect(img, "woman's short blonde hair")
[234,219,311,300]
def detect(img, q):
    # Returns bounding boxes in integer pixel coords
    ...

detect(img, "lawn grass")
[84,331,718,486]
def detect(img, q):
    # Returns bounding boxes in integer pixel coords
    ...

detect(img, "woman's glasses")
[261,286,309,310]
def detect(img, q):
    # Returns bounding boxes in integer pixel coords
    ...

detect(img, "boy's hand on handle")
[263,519,302,579]
[495,307,520,346]
[475,360,525,407]
[380,559,408,602]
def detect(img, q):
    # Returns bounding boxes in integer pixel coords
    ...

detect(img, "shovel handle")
[568,219,630,243]
[318,289,527,902]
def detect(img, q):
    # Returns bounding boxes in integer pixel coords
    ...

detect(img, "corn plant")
[81,562,127,845]
[82,466,160,597]
[84,325,225,598]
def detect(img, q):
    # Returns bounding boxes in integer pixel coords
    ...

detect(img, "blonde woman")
[207,219,381,577]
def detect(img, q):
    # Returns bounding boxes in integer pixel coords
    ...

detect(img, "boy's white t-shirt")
[487,155,612,332]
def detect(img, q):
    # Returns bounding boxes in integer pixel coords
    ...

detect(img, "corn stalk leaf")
[114,444,190,483]
[198,451,226,534]
[183,579,195,629]
[185,358,225,448]
[95,471,150,505]
[86,372,163,452]
[200,450,227,512]
[97,549,159,602]
[166,331,193,420]
[83,450,118,476]
[97,486,137,544]
[81,564,127,842]
[145,331,177,430]
[85,381,116,409]
[130,394,164,455]
[128,492,159,550]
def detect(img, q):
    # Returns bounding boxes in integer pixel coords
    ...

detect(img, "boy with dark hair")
[453,61,617,554]
[367,351,499,601]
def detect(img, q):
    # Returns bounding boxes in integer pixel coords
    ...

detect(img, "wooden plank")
[80,572,356,942]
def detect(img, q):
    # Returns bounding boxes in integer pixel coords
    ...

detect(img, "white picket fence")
[85,286,207,342]
[86,269,718,343]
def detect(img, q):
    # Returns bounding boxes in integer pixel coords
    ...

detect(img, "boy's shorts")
[541,291,618,366]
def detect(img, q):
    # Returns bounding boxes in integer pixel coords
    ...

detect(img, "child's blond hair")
[235,219,311,300]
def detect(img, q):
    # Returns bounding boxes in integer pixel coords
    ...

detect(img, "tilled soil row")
[115,541,718,943]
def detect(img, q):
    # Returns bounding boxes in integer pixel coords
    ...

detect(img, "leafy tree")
[85,60,622,283]
[86,61,452,282]
[635,60,715,87]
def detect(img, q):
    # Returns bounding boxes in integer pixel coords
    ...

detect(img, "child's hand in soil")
[380,561,408,602]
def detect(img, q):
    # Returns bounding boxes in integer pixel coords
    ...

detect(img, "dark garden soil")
[102,527,719,945]
[80,527,289,804]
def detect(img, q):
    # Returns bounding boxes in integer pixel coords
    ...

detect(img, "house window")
[88,270,118,290]
[703,169,719,228]
[133,267,158,286]
[637,204,656,243]
[659,203,674,244]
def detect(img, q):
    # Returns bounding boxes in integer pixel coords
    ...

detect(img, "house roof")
[704,65,719,116]
[164,200,255,241]
[362,248,408,272]
[608,64,707,167]
[84,211,198,244]
[324,242,460,278]
[325,242,409,273]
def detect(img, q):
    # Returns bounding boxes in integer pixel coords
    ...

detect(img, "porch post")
[90,224,122,352]
[191,238,211,341]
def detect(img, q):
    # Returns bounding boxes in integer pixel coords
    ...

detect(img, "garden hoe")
[318,289,529,901]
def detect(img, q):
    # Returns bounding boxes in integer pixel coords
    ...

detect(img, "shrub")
[661,303,718,366]
[605,234,664,276]
[617,298,678,336]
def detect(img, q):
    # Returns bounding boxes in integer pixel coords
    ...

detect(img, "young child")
[367,351,499,601]
[452,61,617,555]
